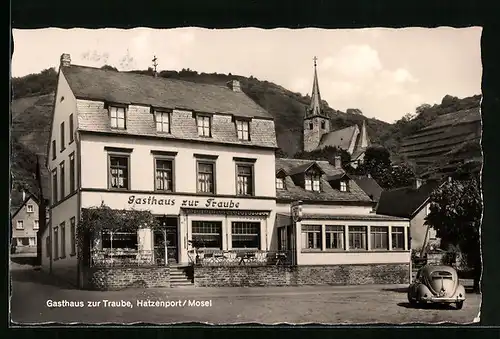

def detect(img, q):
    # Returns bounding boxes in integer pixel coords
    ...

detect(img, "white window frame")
[325,225,345,250]
[276,177,285,190]
[340,181,348,192]
[391,226,405,250]
[33,220,39,230]
[29,237,36,246]
[16,220,24,230]
[231,222,260,249]
[27,204,34,213]
[155,111,171,133]
[236,120,250,140]
[197,116,211,137]
[370,226,389,250]
[301,225,322,250]
[305,172,321,192]
[348,226,367,250]
[109,106,126,129]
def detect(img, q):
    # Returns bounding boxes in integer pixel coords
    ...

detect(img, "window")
[110,106,126,129]
[192,221,222,249]
[349,226,367,250]
[321,120,326,129]
[305,171,321,192]
[52,140,56,160]
[155,159,173,191]
[276,177,285,190]
[45,237,51,257]
[236,120,250,140]
[53,226,59,260]
[60,161,65,199]
[236,164,253,196]
[197,162,215,193]
[109,155,129,189]
[391,226,405,250]
[278,227,288,251]
[34,220,39,230]
[301,225,322,250]
[70,217,76,255]
[60,121,65,151]
[102,230,138,249]
[52,169,58,204]
[60,222,66,258]
[309,122,313,130]
[340,181,348,192]
[197,116,211,137]
[69,114,74,143]
[69,152,75,192]
[232,222,260,249]
[29,237,36,246]
[326,225,345,250]
[155,111,171,133]
[370,226,389,250]
[17,238,29,246]
[16,220,24,230]
[27,204,34,213]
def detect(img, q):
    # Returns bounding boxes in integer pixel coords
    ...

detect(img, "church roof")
[317,125,358,151]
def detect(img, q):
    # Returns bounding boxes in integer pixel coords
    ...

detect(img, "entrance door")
[155,217,179,264]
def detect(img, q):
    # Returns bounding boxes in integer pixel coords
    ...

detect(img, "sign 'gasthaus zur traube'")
[127,195,242,209]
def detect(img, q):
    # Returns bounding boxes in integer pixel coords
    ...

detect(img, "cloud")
[392,68,418,83]
[322,45,382,78]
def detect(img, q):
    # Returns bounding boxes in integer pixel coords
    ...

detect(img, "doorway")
[155,216,179,264]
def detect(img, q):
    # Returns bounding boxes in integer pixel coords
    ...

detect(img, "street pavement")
[10,263,481,325]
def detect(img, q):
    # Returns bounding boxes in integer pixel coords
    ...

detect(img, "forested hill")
[11,66,391,157]
[10,66,480,207]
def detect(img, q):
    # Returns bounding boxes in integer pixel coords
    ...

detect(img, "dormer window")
[197,115,211,137]
[340,180,348,192]
[155,110,171,133]
[276,177,285,190]
[236,120,250,140]
[305,170,321,192]
[109,106,126,129]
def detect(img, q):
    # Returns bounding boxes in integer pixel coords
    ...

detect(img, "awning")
[277,212,408,222]
[182,208,271,217]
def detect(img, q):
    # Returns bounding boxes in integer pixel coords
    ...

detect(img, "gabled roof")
[63,65,273,119]
[62,65,278,149]
[376,181,440,218]
[287,161,324,176]
[350,175,384,202]
[275,158,372,204]
[317,125,358,151]
[11,193,39,220]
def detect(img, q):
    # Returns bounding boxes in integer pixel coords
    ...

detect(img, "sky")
[12,27,482,123]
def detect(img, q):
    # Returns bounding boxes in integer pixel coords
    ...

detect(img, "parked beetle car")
[407,265,466,309]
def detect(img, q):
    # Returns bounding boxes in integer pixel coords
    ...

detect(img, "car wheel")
[456,301,464,310]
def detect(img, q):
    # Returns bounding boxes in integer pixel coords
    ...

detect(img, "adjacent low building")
[376,179,441,252]
[11,192,41,257]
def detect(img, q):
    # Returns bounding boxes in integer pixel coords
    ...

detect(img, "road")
[10,264,481,325]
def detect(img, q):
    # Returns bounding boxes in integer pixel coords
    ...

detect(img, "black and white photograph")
[10,27,482,325]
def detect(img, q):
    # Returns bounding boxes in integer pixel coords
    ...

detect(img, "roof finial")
[313,56,318,68]
[152,55,158,77]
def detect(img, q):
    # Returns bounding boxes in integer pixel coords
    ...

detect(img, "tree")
[425,177,482,292]
[275,148,288,158]
[101,65,118,71]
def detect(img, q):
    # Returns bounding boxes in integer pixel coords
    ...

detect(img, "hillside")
[10,66,481,206]
[11,66,391,157]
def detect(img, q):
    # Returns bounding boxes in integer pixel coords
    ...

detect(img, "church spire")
[307,56,323,118]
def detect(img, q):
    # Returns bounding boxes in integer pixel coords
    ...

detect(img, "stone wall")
[84,267,170,290]
[194,264,409,287]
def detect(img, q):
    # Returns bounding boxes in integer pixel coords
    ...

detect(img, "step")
[170,276,192,282]
[170,281,194,287]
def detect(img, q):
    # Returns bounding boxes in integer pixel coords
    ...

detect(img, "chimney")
[414,177,423,190]
[227,79,241,92]
[60,53,71,67]
[334,155,342,169]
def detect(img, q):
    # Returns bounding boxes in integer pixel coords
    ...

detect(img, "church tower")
[303,57,331,152]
